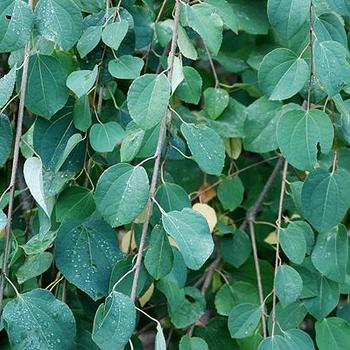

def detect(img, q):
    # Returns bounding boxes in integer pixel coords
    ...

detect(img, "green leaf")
[280,221,309,264]
[0,210,7,230]
[185,3,223,55]
[0,66,16,109]
[217,177,244,211]
[284,329,315,350]
[204,88,229,120]
[228,303,261,339]
[301,168,350,232]
[155,324,167,350]
[277,109,334,170]
[3,289,76,350]
[15,252,53,284]
[181,123,225,175]
[25,54,69,118]
[215,281,259,316]
[144,225,173,280]
[175,66,202,104]
[267,0,309,39]
[77,25,102,58]
[55,186,95,222]
[66,65,98,98]
[102,19,129,51]
[243,97,282,153]
[95,163,149,227]
[178,25,198,60]
[0,0,33,52]
[73,94,92,132]
[89,122,125,153]
[24,157,51,217]
[108,55,144,80]
[20,231,56,255]
[314,40,350,97]
[258,335,291,350]
[127,73,170,130]
[35,0,83,49]
[275,265,303,307]
[55,215,122,300]
[304,276,339,320]
[162,208,214,270]
[92,291,136,350]
[258,48,309,100]
[0,114,12,167]
[316,317,350,350]
[120,122,145,162]
[179,335,209,350]
[311,224,348,283]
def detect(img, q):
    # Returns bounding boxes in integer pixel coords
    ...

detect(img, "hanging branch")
[271,160,289,336]
[0,0,34,314]
[130,0,181,302]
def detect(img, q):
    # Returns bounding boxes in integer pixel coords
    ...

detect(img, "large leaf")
[314,40,350,97]
[162,208,214,270]
[0,0,33,52]
[267,0,309,39]
[0,114,12,167]
[127,73,170,130]
[185,3,223,55]
[228,303,261,339]
[95,163,149,227]
[25,54,69,118]
[92,291,136,350]
[277,109,333,170]
[311,224,348,283]
[3,289,76,350]
[181,123,225,176]
[301,168,350,232]
[316,317,350,350]
[275,265,303,307]
[34,0,83,49]
[258,48,309,100]
[55,215,122,300]
[257,335,292,350]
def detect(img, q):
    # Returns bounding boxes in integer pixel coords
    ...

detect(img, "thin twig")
[204,43,219,88]
[0,0,33,313]
[271,160,288,336]
[307,0,314,110]
[130,0,181,302]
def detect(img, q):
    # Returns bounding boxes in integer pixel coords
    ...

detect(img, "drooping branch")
[130,0,181,302]
[0,0,34,314]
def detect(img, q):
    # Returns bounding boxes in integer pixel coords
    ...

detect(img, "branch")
[307,0,314,110]
[0,0,34,314]
[130,0,181,302]
[271,160,288,336]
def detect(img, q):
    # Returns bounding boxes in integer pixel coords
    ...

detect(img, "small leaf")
[0,114,12,167]
[316,317,350,350]
[155,324,167,350]
[258,48,309,100]
[77,26,102,58]
[144,225,173,280]
[257,335,293,350]
[95,163,150,227]
[0,210,7,230]
[175,66,202,104]
[0,66,16,109]
[301,168,350,232]
[92,291,136,350]
[179,335,209,350]
[120,122,145,162]
[275,265,303,307]
[228,303,261,339]
[108,55,144,80]
[66,65,98,98]
[204,88,229,119]
[277,109,333,170]
[3,289,76,350]
[89,122,125,153]
[162,208,214,270]
[73,94,92,132]
[181,123,225,175]
[127,73,170,130]
[311,224,348,283]
[102,19,129,51]
[217,176,244,211]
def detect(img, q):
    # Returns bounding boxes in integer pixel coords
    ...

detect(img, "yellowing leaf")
[193,203,217,232]
[139,283,154,307]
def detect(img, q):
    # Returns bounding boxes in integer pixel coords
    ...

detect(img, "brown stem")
[0,0,34,313]
[271,160,288,336]
[130,0,181,302]
[307,0,314,110]
[204,43,219,88]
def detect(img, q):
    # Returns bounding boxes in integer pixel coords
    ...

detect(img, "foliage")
[0,0,350,349]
